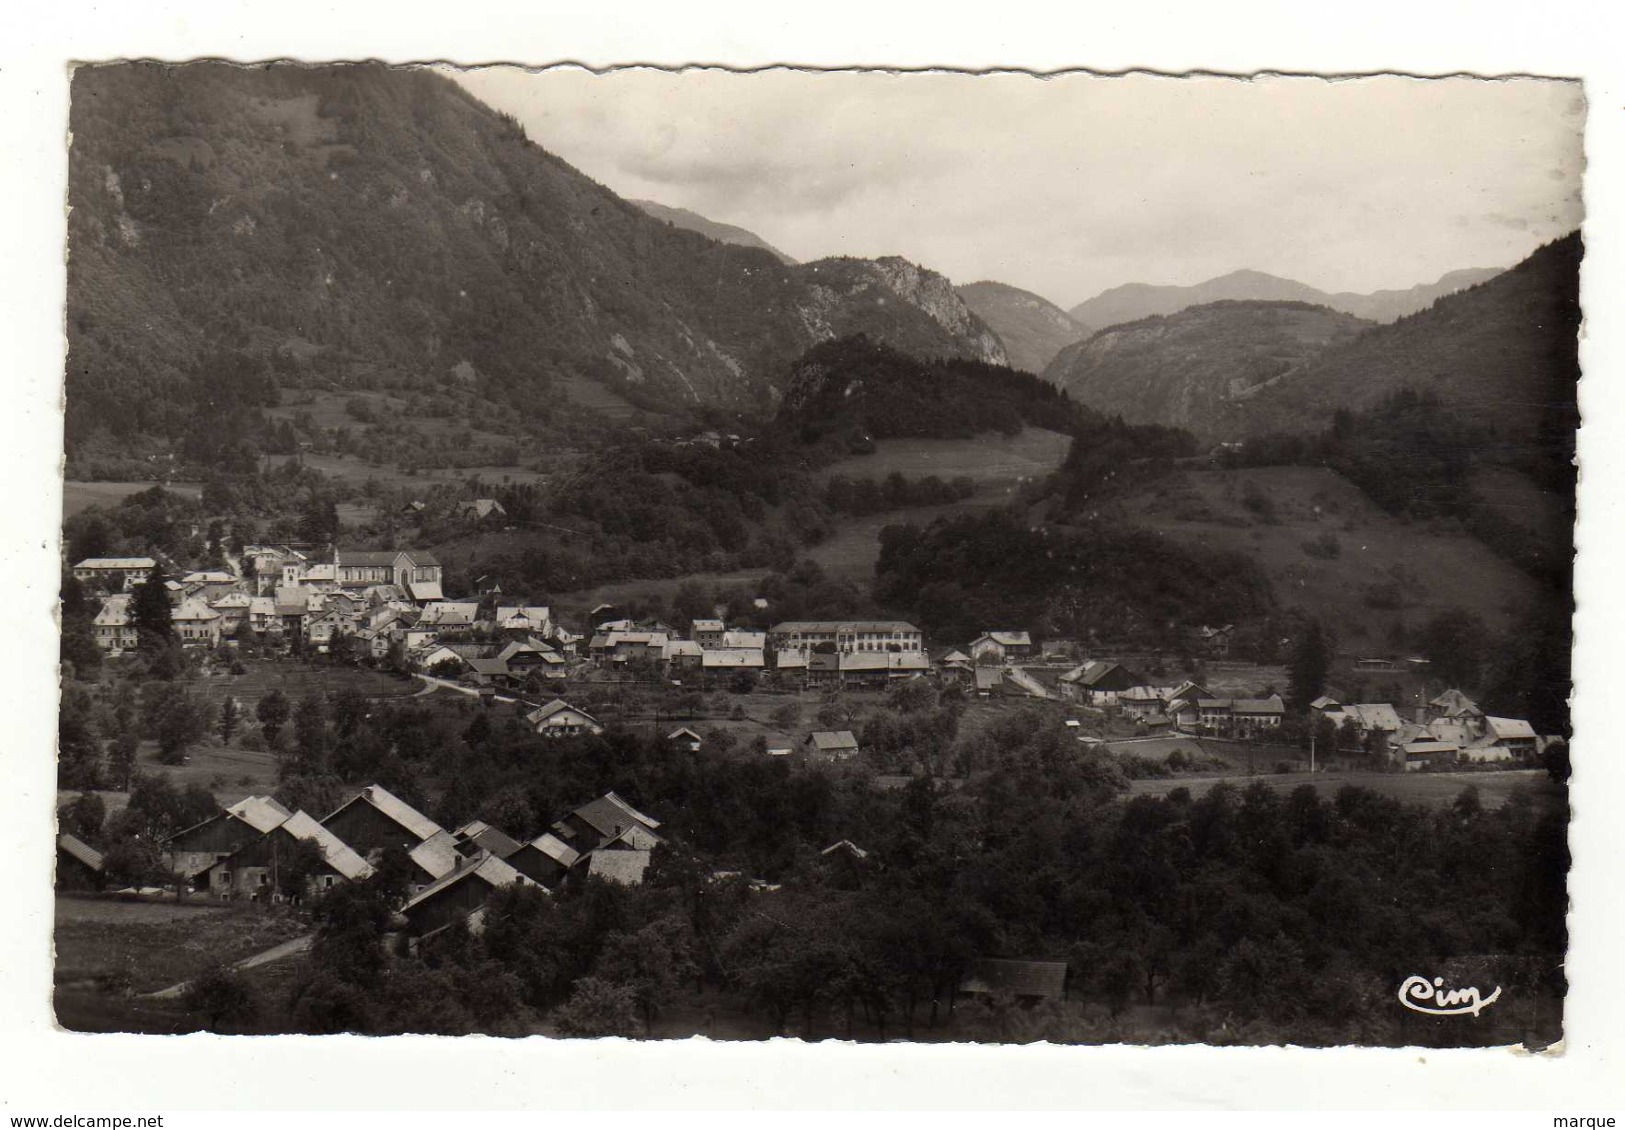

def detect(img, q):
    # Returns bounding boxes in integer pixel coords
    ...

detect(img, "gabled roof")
[466,657,511,676]
[976,630,1032,648]
[960,958,1067,999]
[571,791,663,838]
[524,832,580,869]
[408,830,465,881]
[455,820,523,859]
[1309,695,1342,711]
[667,726,703,742]
[406,579,445,603]
[400,851,535,912]
[663,640,704,659]
[701,647,765,668]
[1232,695,1285,714]
[340,550,405,568]
[93,595,132,626]
[278,811,375,881]
[75,557,157,570]
[526,699,600,728]
[1336,703,1405,732]
[974,667,1003,691]
[1486,716,1537,741]
[821,839,869,859]
[58,833,104,871]
[721,630,766,649]
[807,730,859,751]
[690,619,725,632]
[323,785,442,843]
[1430,688,1483,717]
[228,794,294,834]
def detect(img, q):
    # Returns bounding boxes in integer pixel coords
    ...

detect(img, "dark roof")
[341,550,403,568]
[960,958,1068,999]
[807,730,859,751]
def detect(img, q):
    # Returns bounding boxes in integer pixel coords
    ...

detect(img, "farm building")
[56,833,105,891]
[164,794,294,881]
[321,785,444,859]
[204,811,373,901]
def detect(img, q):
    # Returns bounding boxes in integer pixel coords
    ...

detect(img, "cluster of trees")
[172,704,1567,1046]
[823,472,976,516]
[875,508,1274,649]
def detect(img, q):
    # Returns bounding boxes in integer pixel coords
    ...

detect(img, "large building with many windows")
[769,620,924,654]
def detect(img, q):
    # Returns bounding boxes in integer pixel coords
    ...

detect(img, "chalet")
[1197,698,1234,731]
[401,852,537,940]
[1197,624,1234,658]
[164,795,293,880]
[959,958,1068,1003]
[321,785,444,860]
[498,640,568,679]
[591,631,670,664]
[1472,717,1538,761]
[1230,695,1286,734]
[1324,702,1405,740]
[1400,739,1459,772]
[465,656,513,686]
[805,652,842,687]
[527,698,604,738]
[508,832,581,889]
[1058,661,1142,706]
[459,498,508,522]
[248,595,279,634]
[701,647,767,673]
[171,601,223,647]
[493,606,552,635]
[973,666,1004,696]
[662,639,705,669]
[1165,682,1211,731]
[56,833,105,891]
[415,644,466,674]
[819,839,872,889]
[548,792,664,857]
[667,726,703,753]
[805,730,860,762]
[769,620,924,655]
[92,594,137,653]
[1119,685,1166,720]
[406,830,465,888]
[208,591,253,633]
[968,631,1034,664]
[691,619,726,649]
[204,811,373,901]
[72,556,156,590]
[933,647,973,676]
[417,601,480,628]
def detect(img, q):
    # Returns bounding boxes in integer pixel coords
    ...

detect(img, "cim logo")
[1398,974,1502,1017]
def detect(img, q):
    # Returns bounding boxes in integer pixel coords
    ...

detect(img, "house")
[591,631,671,664]
[721,629,767,651]
[164,795,294,880]
[92,594,137,653]
[464,656,513,686]
[1197,624,1234,658]
[1324,703,1405,740]
[57,833,105,891]
[1230,695,1286,734]
[72,556,157,590]
[973,667,1004,696]
[508,833,582,889]
[773,647,809,677]
[1165,682,1212,731]
[1473,717,1539,761]
[171,601,224,647]
[959,958,1069,1002]
[321,785,444,860]
[933,648,973,676]
[1400,739,1460,772]
[691,619,726,649]
[1058,661,1142,706]
[204,811,373,901]
[667,726,703,752]
[208,590,254,633]
[493,605,552,635]
[662,639,705,669]
[417,601,480,628]
[588,848,653,886]
[548,792,664,857]
[401,852,538,940]
[1197,698,1234,731]
[968,631,1034,663]
[527,699,604,738]
[1119,685,1166,720]
[406,829,466,888]
[459,498,508,522]
[701,647,767,673]
[414,644,466,674]
[769,620,924,655]
[805,730,860,762]
[248,595,279,634]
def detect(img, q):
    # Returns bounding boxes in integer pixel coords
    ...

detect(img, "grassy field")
[1092,465,1542,644]
[815,428,1072,485]
[53,894,309,1033]
[63,480,203,518]
[1127,767,1561,811]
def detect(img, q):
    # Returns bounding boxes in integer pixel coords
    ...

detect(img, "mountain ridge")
[1069,265,1505,330]
[955,280,1092,374]
[630,198,797,265]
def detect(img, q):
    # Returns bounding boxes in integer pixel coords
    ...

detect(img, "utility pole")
[1310,733,1316,775]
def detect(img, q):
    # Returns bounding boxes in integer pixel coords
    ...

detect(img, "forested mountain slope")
[65,63,1004,470]
[956,280,1091,373]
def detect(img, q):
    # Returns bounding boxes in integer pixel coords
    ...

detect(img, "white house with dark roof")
[526,699,604,738]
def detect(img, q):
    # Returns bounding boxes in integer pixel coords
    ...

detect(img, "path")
[412,673,519,705]
[145,933,313,999]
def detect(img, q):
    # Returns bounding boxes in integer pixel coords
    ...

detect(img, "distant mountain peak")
[629,198,797,265]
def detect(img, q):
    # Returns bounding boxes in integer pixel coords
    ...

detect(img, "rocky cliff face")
[956,280,1089,372]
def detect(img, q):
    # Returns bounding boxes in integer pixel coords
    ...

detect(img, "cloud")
[450,67,1585,307]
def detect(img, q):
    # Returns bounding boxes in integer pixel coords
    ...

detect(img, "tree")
[151,687,206,765]
[183,964,259,1031]
[551,977,640,1038]
[1419,607,1489,690]
[257,689,291,744]
[218,695,240,744]
[106,731,139,790]
[292,694,332,776]
[130,570,175,651]
[1287,620,1330,714]
[593,921,698,1034]
[58,792,106,843]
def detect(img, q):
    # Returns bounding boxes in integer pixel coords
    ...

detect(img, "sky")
[450,67,1584,310]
